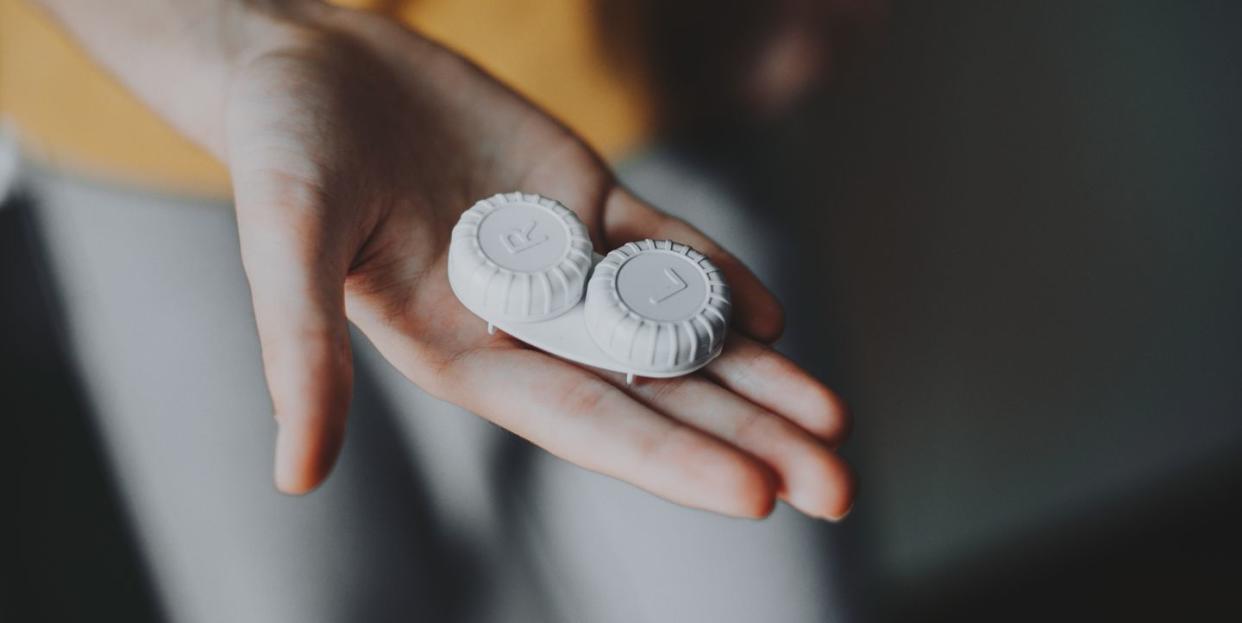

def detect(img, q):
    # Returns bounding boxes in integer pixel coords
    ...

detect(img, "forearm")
[30,0,317,157]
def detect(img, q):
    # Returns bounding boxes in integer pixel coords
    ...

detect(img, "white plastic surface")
[585,240,730,375]
[447,194,732,379]
[448,192,593,322]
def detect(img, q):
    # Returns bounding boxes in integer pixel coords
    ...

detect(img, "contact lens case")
[448,192,730,382]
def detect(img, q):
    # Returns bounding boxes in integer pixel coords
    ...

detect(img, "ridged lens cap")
[585,240,731,374]
[448,192,593,321]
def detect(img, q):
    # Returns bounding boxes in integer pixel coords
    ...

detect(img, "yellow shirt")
[0,0,650,197]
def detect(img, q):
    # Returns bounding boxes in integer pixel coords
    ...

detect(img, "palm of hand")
[223,7,853,519]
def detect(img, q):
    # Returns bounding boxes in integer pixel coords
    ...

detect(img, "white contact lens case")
[448,192,731,382]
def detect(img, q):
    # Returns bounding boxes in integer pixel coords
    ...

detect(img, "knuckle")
[642,375,690,405]
[731,408,771,445]
[557,376,613,416]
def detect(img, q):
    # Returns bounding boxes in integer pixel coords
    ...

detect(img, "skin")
[34,0,855,519]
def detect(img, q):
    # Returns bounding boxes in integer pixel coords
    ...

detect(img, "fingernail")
[826,501,854,522]
[273,423,299,494]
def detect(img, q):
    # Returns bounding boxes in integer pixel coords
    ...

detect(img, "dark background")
[5,1,1241,621]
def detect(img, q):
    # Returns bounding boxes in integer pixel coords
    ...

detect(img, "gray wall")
[782,0,1242,582]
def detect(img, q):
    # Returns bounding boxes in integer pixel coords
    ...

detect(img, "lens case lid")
[448,192,593,322]
[585,240,730,375]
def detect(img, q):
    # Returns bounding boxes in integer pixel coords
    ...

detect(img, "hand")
[209,3,854,518]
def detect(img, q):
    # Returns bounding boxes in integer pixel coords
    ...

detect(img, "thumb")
[234,174,354,495]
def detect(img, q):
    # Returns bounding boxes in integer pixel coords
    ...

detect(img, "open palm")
[225,4,853,519]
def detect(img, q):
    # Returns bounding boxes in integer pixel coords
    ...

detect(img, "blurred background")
[3,0,1240,620]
